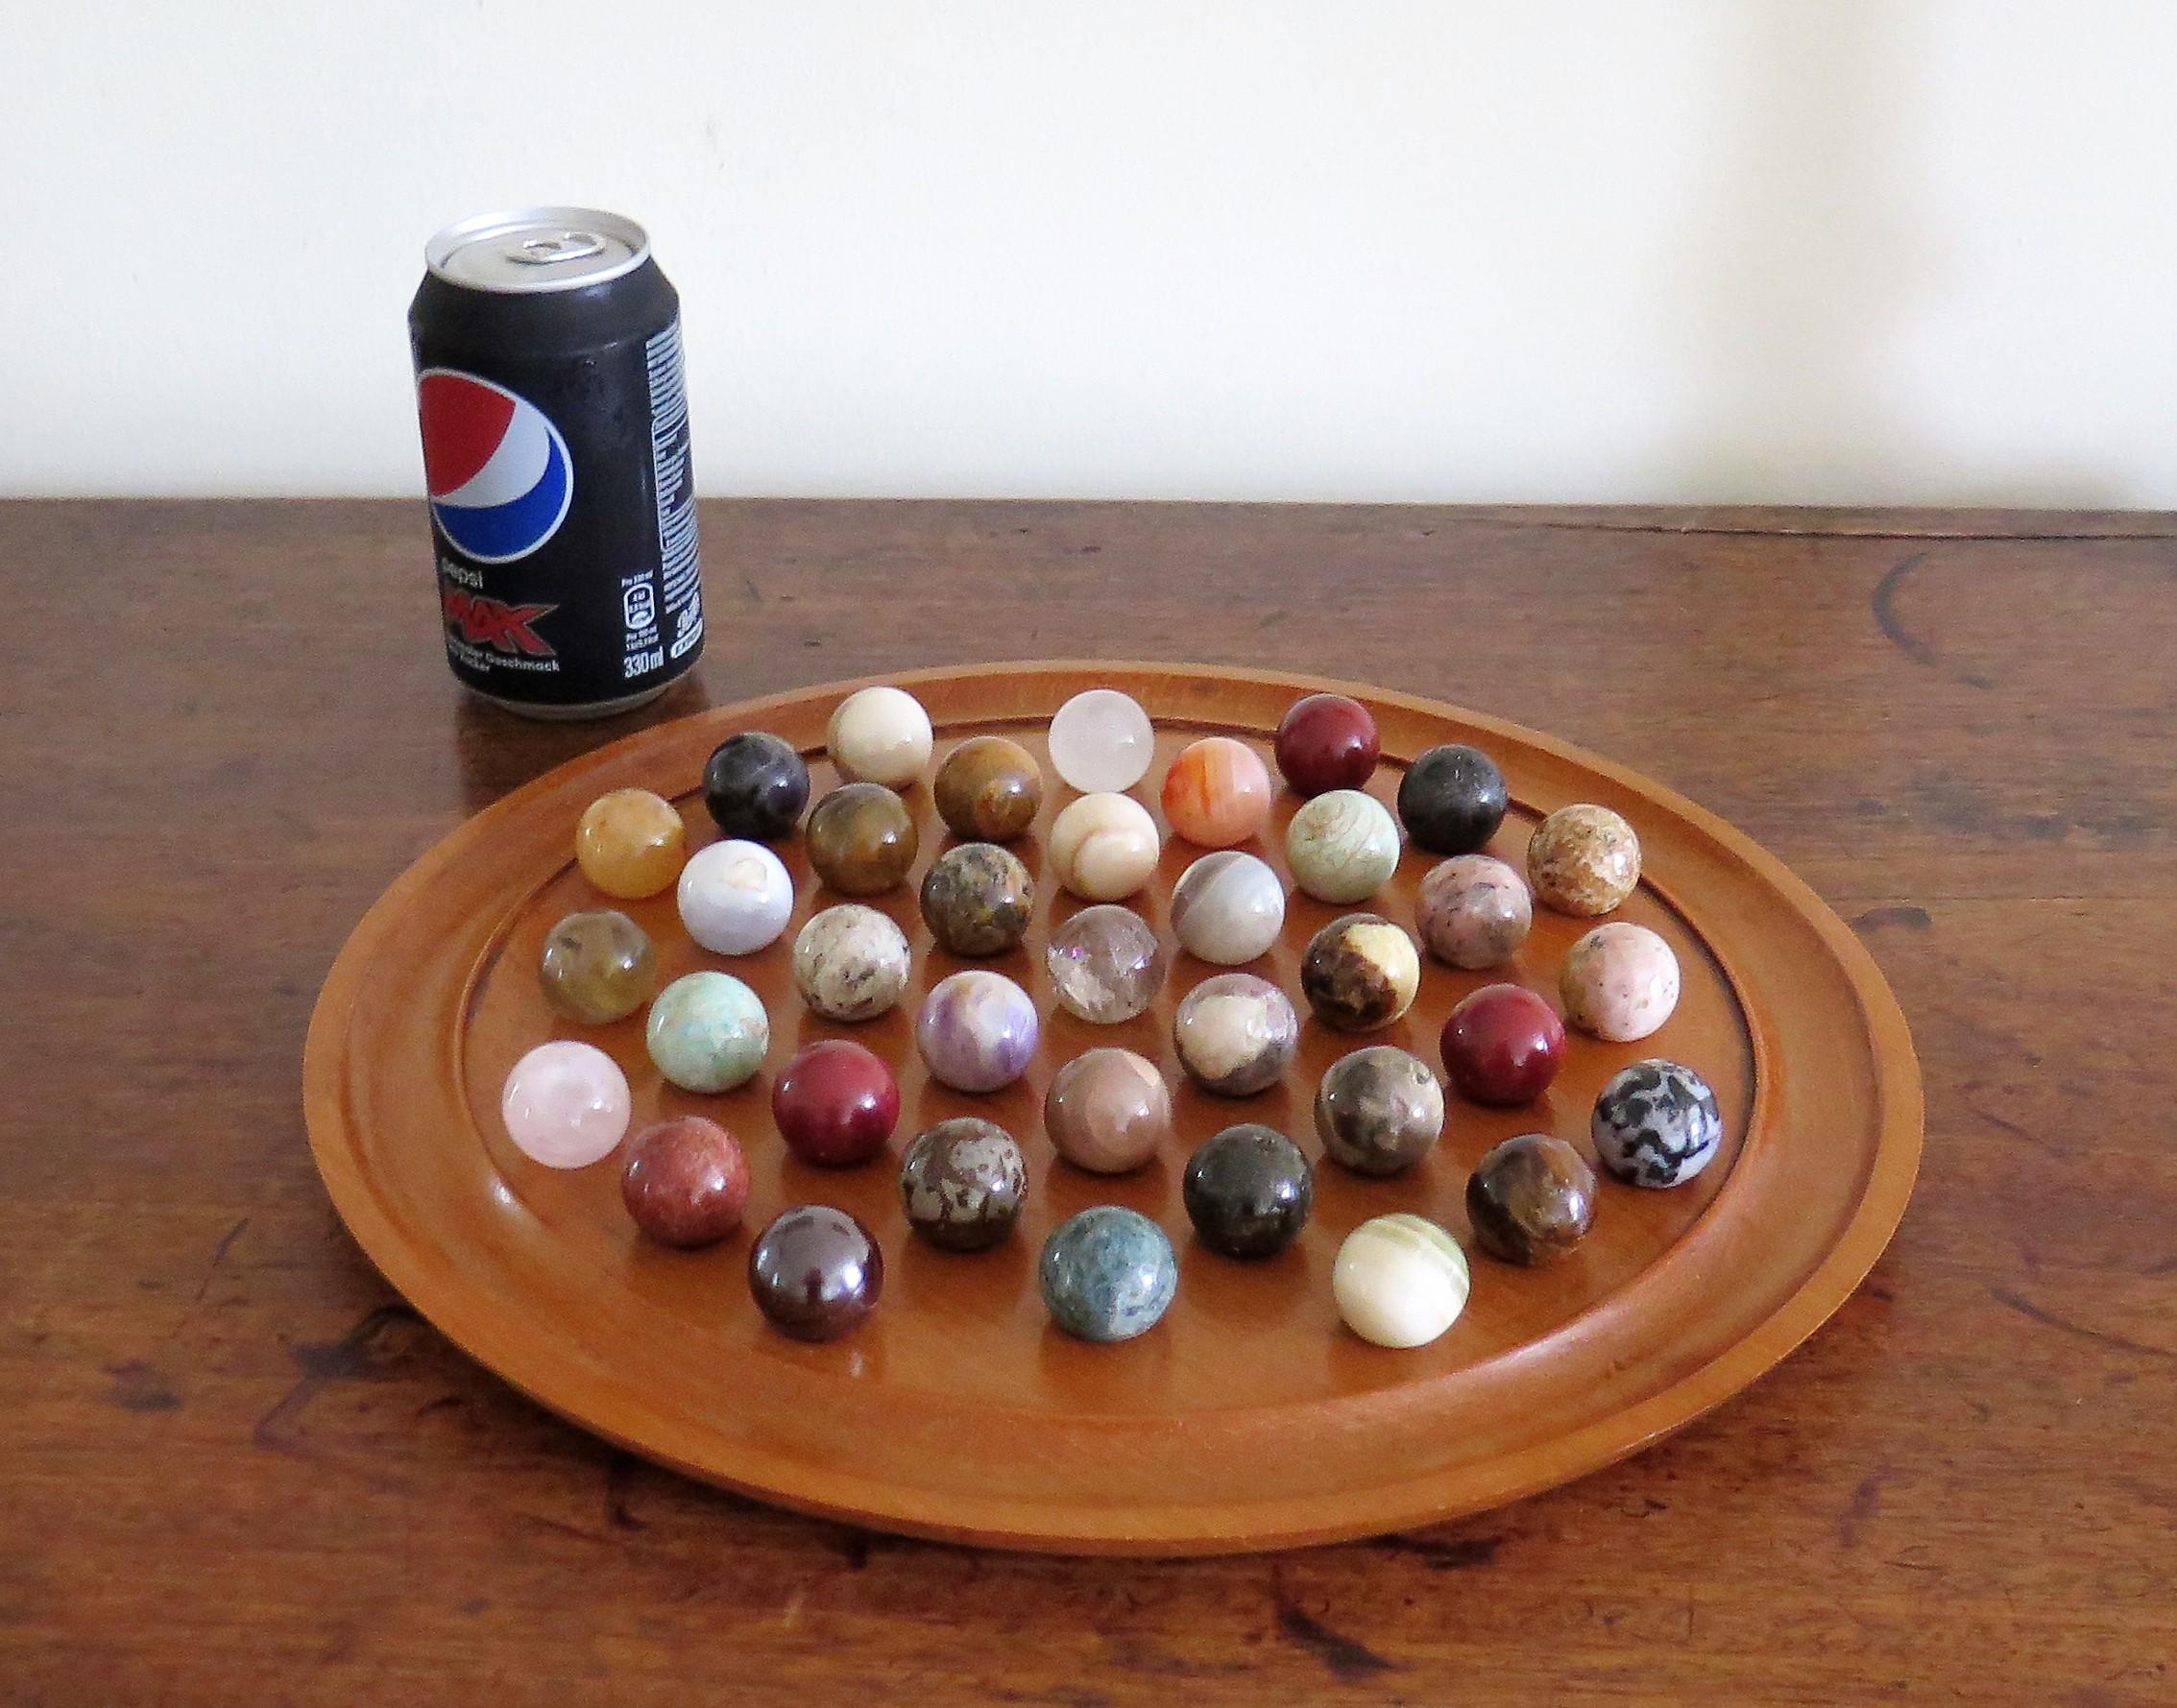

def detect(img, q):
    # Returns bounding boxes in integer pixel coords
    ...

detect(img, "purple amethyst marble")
[915,970,1040,1094]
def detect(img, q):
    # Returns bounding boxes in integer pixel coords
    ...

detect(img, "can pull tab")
[505,229,607,267]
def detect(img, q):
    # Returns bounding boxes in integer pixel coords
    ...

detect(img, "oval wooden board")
[303,662,1921,1554]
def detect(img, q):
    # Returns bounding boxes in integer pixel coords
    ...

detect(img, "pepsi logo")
[418,370,573,563]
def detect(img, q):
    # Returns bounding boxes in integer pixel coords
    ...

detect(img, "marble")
[645,971,770,1093]
[1038,1206,1178,1343]
[1161,736,1272,849]
[1560,922,1681,1042]
[898,1118,1027,1251]
[1170,851,1285,966]
[1046,904,1168,1023]
[702,732,810,841]
[916,970,1040,1093]
[1332,1215,1470,1349]
[1044,1047,1173,1173]
[500,1040,630,1169]
[1592,1059,1724,1189]
[1182,1124,1313,1259]
[619,1116,750,1248]
[1286,789,1401,904]
[1314,1046,1444,1176]
[748,1205,883,1340]
[933,735,1044,842]
[1048,687,1155,794]
[1299,913,1420,1032]
[1273,692,1380,797]
[675,838,794,955]
[1465,1133,1596,1265]
[1049,791,1160,902]
[772,1039,900,1166]
[788,905,907,1022]
[1415,854,1532,971]
[538,908,656,1024]
[807,782,919,896]
[919,842,1035,957]
[1526,803,1641,916]
[827,685,933,788]
[1395,745,1507,857]
[1439,982,1564,1105]
[575,787,687,900]
[1173,973,1299,1095]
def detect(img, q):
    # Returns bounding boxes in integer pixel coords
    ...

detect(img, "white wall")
[5,2,2172,505]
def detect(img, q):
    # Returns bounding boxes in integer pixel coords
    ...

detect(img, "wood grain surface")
[3,500,2171,1702]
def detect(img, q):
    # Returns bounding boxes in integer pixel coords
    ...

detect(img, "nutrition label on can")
[644,320,704,668]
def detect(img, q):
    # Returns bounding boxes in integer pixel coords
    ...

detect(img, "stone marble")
[1439,982,1564,1105]
[1395,745,1507,857]
[933,735,1043,842]
[826,686,932,788]
[1592,1058,1724,1189]
[1161,736,1272,849]
[1526,803,1641,917]
[645,971,770,1094]
[1465,1133,1596,1266]
[1039,1206,1178,1342]
[1314,1046,1444,1176]
[575,787,687,900]
[1560,922,1681,1042]
[1046,905,1168,1023]
[806,782,919,896]
[538,908,656,1024]
[1044,1047,1173,1173]
[916,970,1039,1093]
[748,1205,883,1340]
[1299,913,1420,1032]
[1173,973,1299,1095]
[1182,1124,1313,1259]
[1415,854,1533,971]
[702,732,810,841]
[1049,791,1160,902]
[1286,789,1401,904]
[500,1040,631,1169]
[898,1118,1027,1251]
[772,1039,900,1167]
[1170,850,1285,966]
[1332,1215,1470,1349]
[619,1116,750,1248]
[1273,692,1380,797]
[1048,688,1155,794]
[675,838,794,955]
[919,842,1035,957]
[791,903,912,1022]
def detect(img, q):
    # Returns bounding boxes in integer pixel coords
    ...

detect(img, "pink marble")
[500,1040,631,1168]
[1560,923,1681,1042]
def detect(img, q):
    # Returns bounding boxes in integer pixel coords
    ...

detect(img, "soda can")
[409,207,704,718]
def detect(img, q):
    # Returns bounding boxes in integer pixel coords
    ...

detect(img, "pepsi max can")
[409,207,703,718]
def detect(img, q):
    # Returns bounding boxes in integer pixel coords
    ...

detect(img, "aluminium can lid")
[424,207,650,294]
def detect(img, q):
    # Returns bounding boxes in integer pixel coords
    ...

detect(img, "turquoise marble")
[644,971,769,1094]
[1038,1206,1178,1343]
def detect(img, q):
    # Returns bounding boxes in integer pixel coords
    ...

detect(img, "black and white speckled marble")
[1590,1059,1723,1189]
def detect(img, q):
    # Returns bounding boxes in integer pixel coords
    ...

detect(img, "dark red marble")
[619,1116,750,1248]
[747,1205,884,1340]
[1439,982,1565,1105]
[772,1039,900,1167]
[1273,692,1380,796]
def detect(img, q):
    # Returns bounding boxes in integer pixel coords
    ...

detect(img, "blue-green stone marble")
[644,972,769,1094]
[1038,1206,1178,1343]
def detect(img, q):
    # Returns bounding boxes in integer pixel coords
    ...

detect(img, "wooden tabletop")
[5,500,2172,1704]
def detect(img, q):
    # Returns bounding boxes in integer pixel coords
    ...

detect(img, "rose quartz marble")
[500,1040,631,1168]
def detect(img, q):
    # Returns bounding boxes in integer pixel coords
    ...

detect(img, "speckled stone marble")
[1170,851,1285,966]
[1332,1215,1470,1348]
[1182,1124,1314,1258]
[933,736,1044,842]
[1314,1046,1444,1175]
[676,839,794,954]
[920,842,1035,956]
[500,1040,631,1169]
[1044,1047,1173,1173]
[1173,973,1300,1096]
[1465,1133,1597,1266]
[539,908,657,1023]
[1415,854,1533,971]
[1299,913,1420,1032]
[619,1116,750,1248]
[916,970,1040,1093]
[1394,746,1507,857]
[791,904,913,1022]
[826,686,933,788]
[1049,688,1155,794]
[1526,803,1641,916]
[1592,1059,1723,1188]
[1049,791,1161,902]
[1560,922,1681,1042]
[575,787,687,900]
[806,782,919,896]
[748,1205,883,1340]
[1286,789,1401,904]
[1046,904,1168,1023]
[1039,1206,1178,1342]
[899,1118,1028,1251]
[644,971,770,1094]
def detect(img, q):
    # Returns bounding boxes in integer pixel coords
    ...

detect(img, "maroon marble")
[747,1205,884,1340]
[619,1116,751,1248]
[1273,692,1381,796]
[772,1039,901,1167]
[1439,982,1565,1105]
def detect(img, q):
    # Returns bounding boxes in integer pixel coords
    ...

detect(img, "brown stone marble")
[919,842,1034,956]
[932,735,1044,842]
[1465,1133,1597,1266]
[806,782,919,896]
